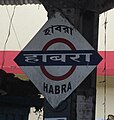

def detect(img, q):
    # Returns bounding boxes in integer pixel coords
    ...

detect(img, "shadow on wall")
[107,115,114,120]
[96,114,114,120]
[0,69,40,96]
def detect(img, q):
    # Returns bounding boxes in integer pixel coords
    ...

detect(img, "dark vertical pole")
[74,11,99,120]
[43,6,99,120]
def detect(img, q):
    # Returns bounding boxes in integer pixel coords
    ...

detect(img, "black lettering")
[54,25,62,32]
[61,84,66,93]
[43,27,51,35]
[62,26,73,35]
[43,82,48,92]
[49,85,54,94]
[55,85,60,94]
[67,82,72,91]
[43,82,72,94]
[43,26,54,35]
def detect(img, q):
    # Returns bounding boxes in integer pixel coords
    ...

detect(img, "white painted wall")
[96,76,114,120]
[98,8,114,51]
[0,5,114,51]
[0,4,47,50]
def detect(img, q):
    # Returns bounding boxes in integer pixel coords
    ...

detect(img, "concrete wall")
[96,76,114,120]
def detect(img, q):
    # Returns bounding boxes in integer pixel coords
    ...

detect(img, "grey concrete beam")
[0,0,114,13]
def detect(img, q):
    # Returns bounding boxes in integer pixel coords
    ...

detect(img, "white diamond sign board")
[14,12,102,108]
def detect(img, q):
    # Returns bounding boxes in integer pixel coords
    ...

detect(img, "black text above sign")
[14,12,102,108]
[43,25,73,36]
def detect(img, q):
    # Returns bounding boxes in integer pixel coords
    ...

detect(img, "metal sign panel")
[77,95,93,120]
[14,12,102,108]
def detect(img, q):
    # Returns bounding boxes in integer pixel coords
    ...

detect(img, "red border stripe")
[0,51,114,76]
